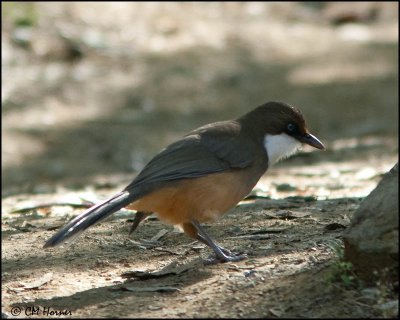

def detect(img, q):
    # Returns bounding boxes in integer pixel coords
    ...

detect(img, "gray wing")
[124,120,256,191]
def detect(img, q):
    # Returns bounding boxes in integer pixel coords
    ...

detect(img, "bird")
[44,101,325,263]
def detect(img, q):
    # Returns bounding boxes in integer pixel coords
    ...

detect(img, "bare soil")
[2,3,398,318]
[2,140,398,318]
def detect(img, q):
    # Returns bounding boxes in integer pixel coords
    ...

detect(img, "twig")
[10,201,95,214]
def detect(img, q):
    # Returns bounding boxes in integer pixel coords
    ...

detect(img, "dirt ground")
[2,142,398,318]
[2,3,399,319]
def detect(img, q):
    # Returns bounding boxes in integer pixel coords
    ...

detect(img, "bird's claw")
[203,252,247,265]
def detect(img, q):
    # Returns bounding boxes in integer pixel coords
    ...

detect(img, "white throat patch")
[264,133,301,165]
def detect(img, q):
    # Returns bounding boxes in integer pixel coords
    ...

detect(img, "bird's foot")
[203,250,247,265]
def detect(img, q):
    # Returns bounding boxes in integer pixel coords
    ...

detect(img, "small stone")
[377,300,398,317]
[360,287,380,302]
[148,305,162,311]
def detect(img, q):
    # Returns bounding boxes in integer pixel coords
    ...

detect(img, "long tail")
[44,191,136,248]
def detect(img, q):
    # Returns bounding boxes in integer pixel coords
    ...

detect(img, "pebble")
[377,300,398,315]
[360,287,380,302]
[309,256,318,263]
[148,305,162,311]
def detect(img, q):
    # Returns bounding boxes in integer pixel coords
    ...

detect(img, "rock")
[360,287,380,303]
[377,300,399,318]
[343,163,398,282]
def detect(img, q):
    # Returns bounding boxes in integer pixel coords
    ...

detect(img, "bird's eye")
[287,123,296,132]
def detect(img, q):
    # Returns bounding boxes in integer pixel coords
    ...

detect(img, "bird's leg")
[182,222,231,255]
[190,219,247,264]
[129,211,152,235]
[196,233,233,256]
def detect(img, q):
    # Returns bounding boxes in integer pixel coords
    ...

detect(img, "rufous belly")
[127,169,259,225]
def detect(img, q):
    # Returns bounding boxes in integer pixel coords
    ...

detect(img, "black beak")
[298,133,325,150]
